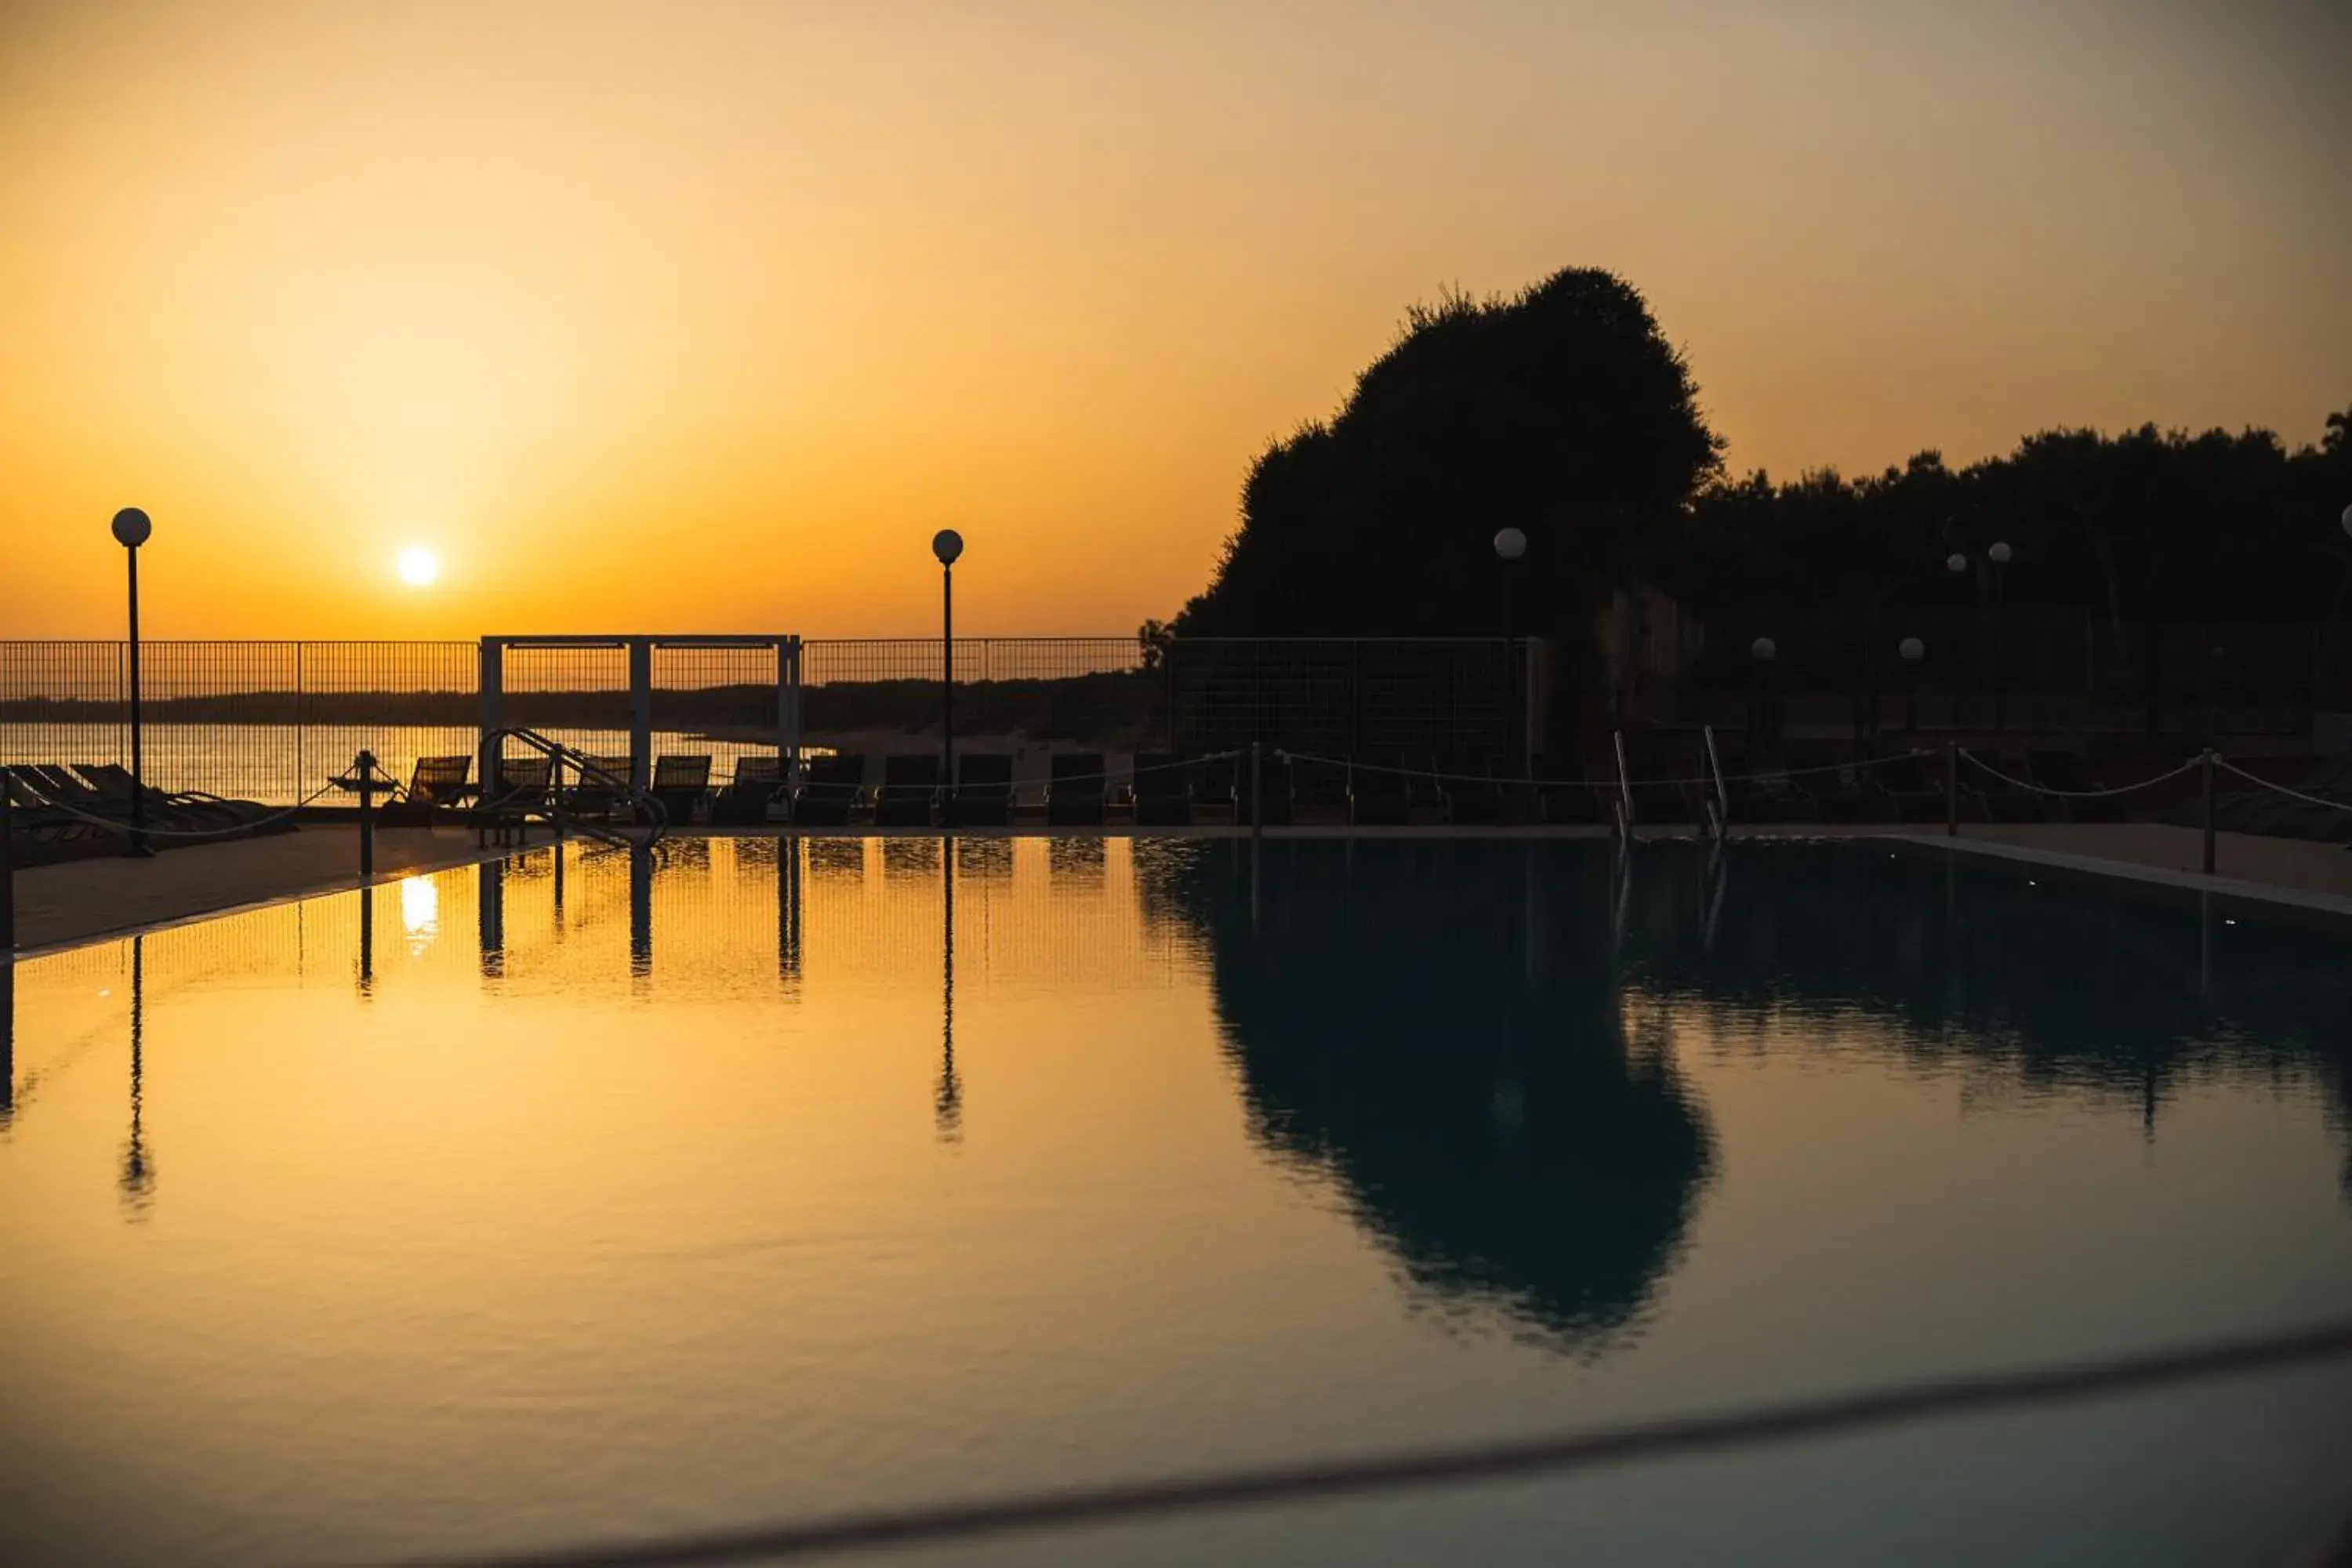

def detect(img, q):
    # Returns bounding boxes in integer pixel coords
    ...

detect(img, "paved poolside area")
[8,825,502,953]
[7,820,2348,953]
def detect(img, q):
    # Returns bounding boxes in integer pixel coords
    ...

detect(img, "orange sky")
[2,1,2345,638]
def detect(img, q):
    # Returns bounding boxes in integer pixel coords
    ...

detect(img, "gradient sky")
[2,0,2345,637]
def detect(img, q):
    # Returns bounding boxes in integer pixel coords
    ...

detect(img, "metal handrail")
[478,727,668,848]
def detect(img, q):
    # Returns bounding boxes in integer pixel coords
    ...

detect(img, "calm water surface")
[2,838,2348,1566]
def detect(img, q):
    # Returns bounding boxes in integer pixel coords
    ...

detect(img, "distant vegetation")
[1160,263,2352,646]
[1667,412,2352,629]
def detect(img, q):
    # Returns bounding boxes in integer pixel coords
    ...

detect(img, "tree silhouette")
[1171,270,1722,639]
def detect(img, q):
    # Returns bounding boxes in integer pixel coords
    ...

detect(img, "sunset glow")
[1,2,2343,637]
[395,547,440,588]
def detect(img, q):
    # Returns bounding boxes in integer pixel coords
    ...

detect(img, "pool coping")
[10,823,2347,961]
[5,842,518,960]
[1885,833,2352,922]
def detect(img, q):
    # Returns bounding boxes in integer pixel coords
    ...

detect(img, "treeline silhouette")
[1163,264,2352,648]
[1668,414,2352,626]
[0,675,1167,743]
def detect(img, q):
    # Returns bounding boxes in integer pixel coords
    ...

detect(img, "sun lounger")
[1287,756,1350,823]
[950,753,1013,826]
[1235,750,1293,826]
[73,763,284,835]
[793,753,866,826]
[1348,753,1413,826]
[1438,753,1506,825]
[1046,753,1108,826]
[1871,751,1948,823]
[3,766,96,849]
[1786,753,1877,824]
[651,755,712,824]
[2026,750,2123,823]
[874,754,942,826]
[1192,753,1239,822]
[374,753,473,824]
[1530,755,1602,825]
[1960,750,2047,822]
[710,755,785,826]
[1131,752,1194,827]
[556,755,630,818]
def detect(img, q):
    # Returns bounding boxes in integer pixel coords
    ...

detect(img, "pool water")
[2,837,2347,1566]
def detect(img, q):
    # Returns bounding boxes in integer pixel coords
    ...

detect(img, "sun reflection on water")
[398,874,439,954]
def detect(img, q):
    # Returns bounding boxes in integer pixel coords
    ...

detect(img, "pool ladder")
[475,727,669,851]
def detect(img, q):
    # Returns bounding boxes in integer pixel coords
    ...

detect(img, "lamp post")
[932,529,964,821]
[2327,504,2352,714]
[1899,636,1926,734]
[111,508,154,856]
[1987,540,2013,731]
[1750,636,1777,751]
[1493,527,1527,776]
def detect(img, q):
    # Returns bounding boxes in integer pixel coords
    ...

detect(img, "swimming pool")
[2,837,2347,1566]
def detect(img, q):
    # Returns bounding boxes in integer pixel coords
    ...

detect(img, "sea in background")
[0,724,790,806]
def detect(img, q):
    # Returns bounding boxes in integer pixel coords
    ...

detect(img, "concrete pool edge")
[7,832,517,959]
[11,821,2347,960]
[1887,833,2352,921]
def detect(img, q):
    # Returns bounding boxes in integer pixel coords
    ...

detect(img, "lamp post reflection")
[630,844,654,980]
[1,957,15,1131]
[779,836,802,984]
[121,937,154,1216]
[477,858,505,978]
[936,836,961,1142]
[357,884,375,996]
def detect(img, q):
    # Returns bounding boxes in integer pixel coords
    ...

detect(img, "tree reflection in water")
[1142,837,2352,1347]
[1142,839,1716,1348]
[1616,841,2352,1196]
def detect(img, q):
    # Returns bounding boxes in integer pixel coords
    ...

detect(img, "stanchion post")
[357,750,376,881]
[1945,742,1959,837]
[1,765,15,953]
[2201,748,2217,876]
[1250,741,1263,840]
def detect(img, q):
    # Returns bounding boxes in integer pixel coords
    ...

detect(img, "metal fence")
[1,636,1535,805]
[1682,610,2352,734]
[0,640,477,805]
[13,621,2339,809]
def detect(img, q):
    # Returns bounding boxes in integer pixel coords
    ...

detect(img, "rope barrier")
[13,778,337,841]
[362,1315,2352,1568]
[1272,749,1933,792]
[2215,759,2352,815]
[1955,750,2201,800]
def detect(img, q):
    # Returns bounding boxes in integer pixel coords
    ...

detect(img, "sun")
[395,546,440,587]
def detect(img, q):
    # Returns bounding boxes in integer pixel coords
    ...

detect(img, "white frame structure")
[477,634,802,793]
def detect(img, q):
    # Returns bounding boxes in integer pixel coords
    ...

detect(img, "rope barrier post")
[2201,748,2217,876]
[1702,724,1730,838]
[1611,729,1635,839]
[1,766,15,953]
[356,750,376,881]
[1250,741,1262,840]
[1945,742,1958,837]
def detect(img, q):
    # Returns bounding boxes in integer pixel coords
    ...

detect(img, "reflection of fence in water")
[798,835,1200,992]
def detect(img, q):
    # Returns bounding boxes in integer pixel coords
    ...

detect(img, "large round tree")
[1171,268,1721,637]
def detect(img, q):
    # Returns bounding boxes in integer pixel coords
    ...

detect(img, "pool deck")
[7,820,2348,953]
[7,826,503,953]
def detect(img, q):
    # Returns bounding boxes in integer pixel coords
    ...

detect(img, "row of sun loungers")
[2162,756,2352,843]
[383,747,2167,829]
[20,745,2310,847]
[2,762,290,861]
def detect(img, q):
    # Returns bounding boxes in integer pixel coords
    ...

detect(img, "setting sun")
[395,546,440,587]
